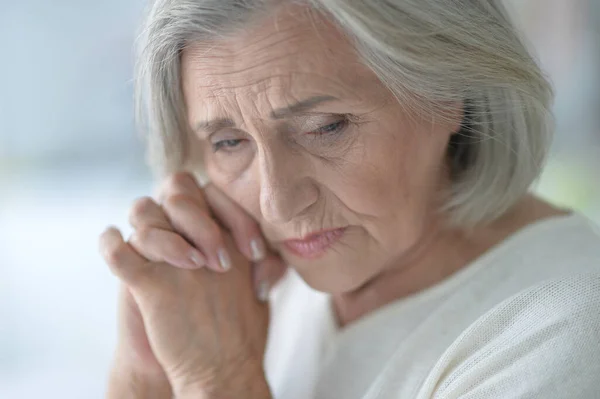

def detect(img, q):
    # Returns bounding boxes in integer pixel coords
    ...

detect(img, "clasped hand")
[99,172,285,398]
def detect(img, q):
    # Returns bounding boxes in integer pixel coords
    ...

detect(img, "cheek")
[323,123,447,241]
[323,132,412,217]
[208,163,263,221]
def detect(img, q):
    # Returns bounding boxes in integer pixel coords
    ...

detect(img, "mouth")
[281,227,347,259]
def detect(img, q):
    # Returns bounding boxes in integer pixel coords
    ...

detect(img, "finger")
[163,173,268,265]
[204,183,267,263]
[129,196,172,230]
[158,172,208,210]
[252,254,288,302]
[157,172,230,272]
[99,226,150,285]
[129,196,208,269]
[129,226,206,270]
[162,194,231,273]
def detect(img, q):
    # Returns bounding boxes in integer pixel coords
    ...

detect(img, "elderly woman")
[99,0,600,398]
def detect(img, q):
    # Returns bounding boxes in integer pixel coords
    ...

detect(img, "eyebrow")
[193,95,339,134]
[194,118,236,135]
[270,95,339,119]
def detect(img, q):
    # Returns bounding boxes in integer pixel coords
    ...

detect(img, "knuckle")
[236,217,259,238]
[132,225,153,244]
[162,193,192,211]
[166,235,188,253]
[163,172,194,194]
[129,196,155,222]
[105,243,129,268]
[204,221,224,245]
[99,227,118,243]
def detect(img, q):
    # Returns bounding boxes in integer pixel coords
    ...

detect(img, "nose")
[258,145,318,224]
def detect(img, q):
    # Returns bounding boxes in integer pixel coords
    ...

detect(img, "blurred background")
[0,0,598,397]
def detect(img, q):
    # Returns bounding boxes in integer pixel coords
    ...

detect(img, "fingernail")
[257,280,269,302]
[190,250,206,268]
[218,248,232,271]
[250,238,266,261]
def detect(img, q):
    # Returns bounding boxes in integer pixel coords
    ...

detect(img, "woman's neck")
[332,195,569,328]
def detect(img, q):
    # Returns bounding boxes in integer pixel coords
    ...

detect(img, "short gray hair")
[135,0,554,227]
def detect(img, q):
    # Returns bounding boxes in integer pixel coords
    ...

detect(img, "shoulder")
[420,273,600,398]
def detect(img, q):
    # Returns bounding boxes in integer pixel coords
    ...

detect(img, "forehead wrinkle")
[193,78,374,130]
[183,19,370,106]
[196,74,290,102]
[195,70,358,103]
[193,51,302,81]
[182,12,386,126]
[189,64,385,123]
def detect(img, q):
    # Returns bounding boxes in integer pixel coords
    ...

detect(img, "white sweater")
[264,213,600,399]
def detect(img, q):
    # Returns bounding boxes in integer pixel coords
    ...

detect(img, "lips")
[282,228,346,259]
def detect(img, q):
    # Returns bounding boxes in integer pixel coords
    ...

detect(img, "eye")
[212,138,245,152]
[308,119,348,136]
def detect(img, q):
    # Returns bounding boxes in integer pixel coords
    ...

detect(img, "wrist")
[107,356,172,399]
[175,361,272,399]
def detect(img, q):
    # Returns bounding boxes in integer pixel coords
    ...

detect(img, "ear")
[412,100,464,140]
[437,101,465,138]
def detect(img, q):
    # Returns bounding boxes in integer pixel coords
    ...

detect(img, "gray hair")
[134,0,554,227]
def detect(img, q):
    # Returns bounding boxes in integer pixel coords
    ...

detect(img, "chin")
[284,250,374,294]
[275,226,379,293]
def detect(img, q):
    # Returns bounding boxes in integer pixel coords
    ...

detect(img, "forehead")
[180,4,377,108]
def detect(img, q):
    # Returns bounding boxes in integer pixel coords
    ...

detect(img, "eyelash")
[213,139,244,152]
[307,118,349,136]
[211,116,351,152]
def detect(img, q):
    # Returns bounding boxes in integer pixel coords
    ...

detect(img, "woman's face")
[181,6,460,293]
